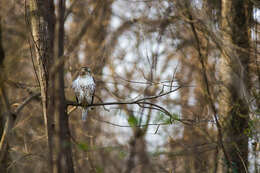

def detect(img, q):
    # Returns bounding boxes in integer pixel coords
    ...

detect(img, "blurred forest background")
[0,0,259,173]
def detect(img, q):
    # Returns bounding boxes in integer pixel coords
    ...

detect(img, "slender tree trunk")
[219,0,252,172]
[29,0,49,129]
[124,128,139,173]
[55,0,74,172]
[123,84,154,173]
[0,87,13,173]
[0,44,12,172]
[124,127,151,173]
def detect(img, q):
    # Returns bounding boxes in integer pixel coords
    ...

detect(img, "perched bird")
[72,67,96,121]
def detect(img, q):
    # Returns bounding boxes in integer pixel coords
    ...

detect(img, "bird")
[72,67,96,121]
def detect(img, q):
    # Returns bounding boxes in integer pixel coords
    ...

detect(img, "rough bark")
[29,0,49,128]
[219,0,252,172]
[0,18,4,67]
[0,16,11,173]
[29,0,55,171]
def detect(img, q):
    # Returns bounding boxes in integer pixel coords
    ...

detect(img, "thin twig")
[91,117,171,128]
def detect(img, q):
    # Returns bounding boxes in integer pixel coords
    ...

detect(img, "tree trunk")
[0,15,16,173]
[29,0,56,171]
[124,127,151,173]
[29,0,49,129]
[55,0,74,172]
[219,0,252,172]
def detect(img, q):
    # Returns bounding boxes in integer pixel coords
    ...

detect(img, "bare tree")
[55,0,74,172]
[28,0,56,171]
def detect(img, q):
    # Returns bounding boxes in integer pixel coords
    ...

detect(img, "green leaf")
[78,143,89,151]
[128,116,138,127]
[163,118,172,124]
[153,112,165,123]
[104,146,113,153]
[171,113,180,120]
[154,112,180,124]
[255,109,260,115]
[96,166,104,173]
[118,150,127,159]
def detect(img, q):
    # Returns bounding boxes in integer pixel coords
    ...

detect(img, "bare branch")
[91,117,171,128]
[67,87,180,107]
[14,92,40,115]
[65,87,194,125]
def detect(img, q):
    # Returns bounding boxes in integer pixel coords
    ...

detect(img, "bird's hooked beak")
[79,67,91,76]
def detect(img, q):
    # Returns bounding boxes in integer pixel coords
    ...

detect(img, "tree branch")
[66,87,194,125]
[67,87,181,106]
[14,92,40,115]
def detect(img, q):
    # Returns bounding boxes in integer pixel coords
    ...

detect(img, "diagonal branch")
[0,91,40,160]
[14,92,40,115]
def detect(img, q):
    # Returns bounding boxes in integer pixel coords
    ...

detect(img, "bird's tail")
[81,107,89,121]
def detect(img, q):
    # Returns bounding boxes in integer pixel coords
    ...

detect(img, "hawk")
[72,67,96,121]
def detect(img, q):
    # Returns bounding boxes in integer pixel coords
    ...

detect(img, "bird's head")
[79,67,92,76]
